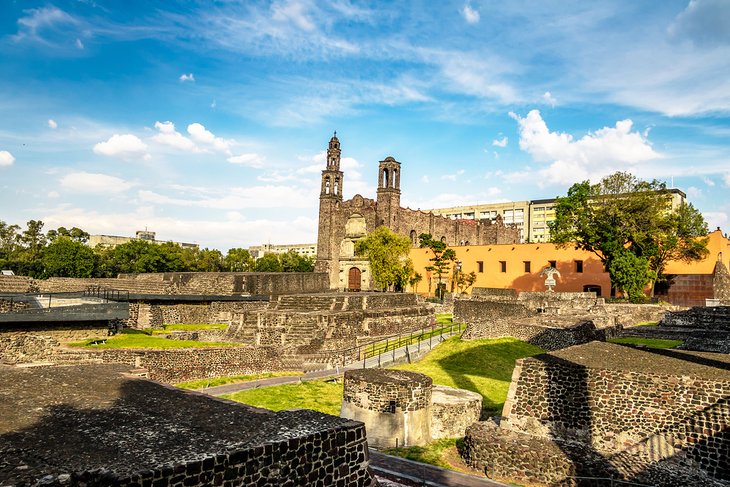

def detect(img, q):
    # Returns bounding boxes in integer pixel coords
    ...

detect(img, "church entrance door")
[348,267,361,291]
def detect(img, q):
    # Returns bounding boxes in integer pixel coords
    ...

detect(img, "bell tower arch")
[376,156,401,231]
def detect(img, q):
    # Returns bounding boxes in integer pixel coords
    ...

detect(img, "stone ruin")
[0,364,375,487]
[460,341,730,486]
[224,292,433,366]
[456,289,675,351]
[341,369,482,449]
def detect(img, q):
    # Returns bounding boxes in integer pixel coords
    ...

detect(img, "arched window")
[440,236,446,243]
[324,177,331,194]
[383,168,389,188]
[410,230,417,245]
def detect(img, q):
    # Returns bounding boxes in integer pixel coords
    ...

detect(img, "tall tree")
[355,226,413,291]
[255,253,283,272]
[550,171,708,300]
[224,248,255,272]
[41,237,97,278]
[419,233,456,300]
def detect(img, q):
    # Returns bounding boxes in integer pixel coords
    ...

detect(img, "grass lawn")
[381,438,461,470]
[222,379,344,416]
[149,323,229,334]
[69,329,241,349]
[608,337,683,349]
[394,336,544,417]
[176,371,303,390]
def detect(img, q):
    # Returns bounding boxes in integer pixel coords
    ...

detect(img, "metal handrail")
[304,321,466,367]
[564,476,657,486]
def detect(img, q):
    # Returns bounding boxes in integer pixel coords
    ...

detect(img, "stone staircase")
[275,295,337,312]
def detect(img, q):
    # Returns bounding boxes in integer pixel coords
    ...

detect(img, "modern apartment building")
[88,230,199,250]
[249,243,318,260]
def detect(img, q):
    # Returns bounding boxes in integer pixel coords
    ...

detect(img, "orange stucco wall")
[409,229,730,297]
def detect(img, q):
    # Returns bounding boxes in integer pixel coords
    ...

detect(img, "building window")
[477,261,484,273]
[524,261,531,273]
[548,260,556,268]
[499,261,506,273]
[575,260,583,273]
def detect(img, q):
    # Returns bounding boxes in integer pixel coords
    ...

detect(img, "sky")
[1,0,729,251]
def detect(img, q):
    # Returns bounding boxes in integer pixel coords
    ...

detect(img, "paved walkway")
[370,450,508,487]
[201,330,460,396]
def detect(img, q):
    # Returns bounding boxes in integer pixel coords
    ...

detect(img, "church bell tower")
[376,156,401,231]
[315,132,344,284]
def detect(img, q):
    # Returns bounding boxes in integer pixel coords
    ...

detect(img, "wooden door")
[348,267,361,291]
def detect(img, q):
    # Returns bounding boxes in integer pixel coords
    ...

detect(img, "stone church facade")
[315,133,520,291]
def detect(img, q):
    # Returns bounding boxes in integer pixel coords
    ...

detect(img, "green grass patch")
[176,371,303,390]
[149,323,229,334]
[381,438,458,469]
[435,313,453,324]
[362,323,466,359]
[631,321,658,327]
[69,328,240,349]
[608,337,683,349]
[393,336,544,417]
[222,380,344,416]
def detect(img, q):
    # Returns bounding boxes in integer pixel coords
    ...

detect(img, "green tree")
[354,226,413,291]
[224,248,255,272]
[47,226,89,243]
[0,220,20,270]
[41,237,97,278]
[280,250,315,272]
[419,233,456,300]
[255,253,283,272]
[409,272,423,294]
[607,249,654,303]
[549,172,706,299]
[647,202,709,295]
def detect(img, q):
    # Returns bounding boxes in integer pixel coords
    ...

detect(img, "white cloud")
[47,119,58,129]
[461,4,480,24]
[152,121,199,152]
[47,191,60,198]
[187,123,233,154]
[703,176,716,187]
[441,169,465,181]
[272,0,316,31]
[492,136,508,148]
[724,173,730,187]
[227,153,266,168]
[60,172,135,194]
[668,0,730,46]
[0,151,15,167]
[542,91,557,107]
[12,6,77,44]
[75,38,84,49]
[93,134,150,159]
[138,184,314,209]
[510,109,661,185]
[686,186,702,199]
[179,73,195,82]
[421,175,430,184]
[703,211,728,232]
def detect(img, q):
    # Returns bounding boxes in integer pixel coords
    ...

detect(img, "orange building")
[409,228,730,306]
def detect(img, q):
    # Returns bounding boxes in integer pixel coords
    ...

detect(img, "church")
[315,133,520,291]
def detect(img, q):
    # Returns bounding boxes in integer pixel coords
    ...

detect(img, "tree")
[280,250,315,272]
[47,226,89,243]
[419,233,456,300]
[455,271,477,294]
[647,202,709,295]
[224,248,255,272]
[409,272,423,294]
[255,253,283,272]
[549,171,707,299]
[41,237,97,278]
[0,220,20,270]
[607,249,653,303]
[354,226,413,291]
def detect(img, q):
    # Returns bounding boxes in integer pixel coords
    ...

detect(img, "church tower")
[315,133,344,281]
[376,156,401,231]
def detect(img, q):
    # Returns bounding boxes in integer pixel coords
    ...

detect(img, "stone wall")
[662,306,730,331]
[0,298,31,313]
[714,260,730,303]
[461,342,730,486]
[2,364,375,487]
[656,274,715,307]
[0,275,37,293]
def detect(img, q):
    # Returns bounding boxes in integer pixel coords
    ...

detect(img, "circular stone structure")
[430,385,483,439]
[341,369,432,449]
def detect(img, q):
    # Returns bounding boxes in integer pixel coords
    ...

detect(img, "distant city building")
[427,189,687,243]
[88,230,199,250]
[248,243,318,260]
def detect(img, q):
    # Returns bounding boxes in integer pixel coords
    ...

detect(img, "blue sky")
[1,1,729,251]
